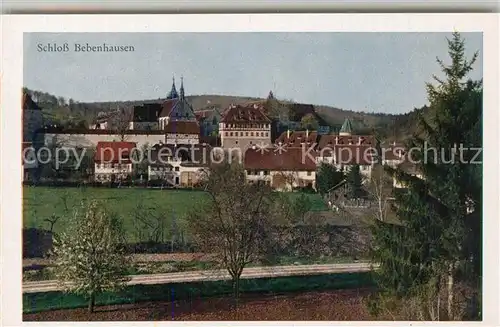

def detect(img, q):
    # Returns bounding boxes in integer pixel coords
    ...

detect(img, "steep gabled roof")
[275,130,318,147]
[221,104,271,124]
[244,147,317,171]
[159,97,196,121]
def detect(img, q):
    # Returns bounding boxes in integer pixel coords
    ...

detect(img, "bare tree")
[133,202,168,244]
[367,164,394,222]
[110,107,131,141]
[186,162,289,307]
[44,214,60,233]
[276,171,299,191]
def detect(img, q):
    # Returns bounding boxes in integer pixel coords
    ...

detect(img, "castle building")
[219,103,272,152]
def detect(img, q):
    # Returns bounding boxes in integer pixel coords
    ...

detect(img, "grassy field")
[23,186,328,242]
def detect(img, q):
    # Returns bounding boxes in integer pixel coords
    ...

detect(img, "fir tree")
[370,32,482,320]
[347,164,363,199]
[316,163,344,195]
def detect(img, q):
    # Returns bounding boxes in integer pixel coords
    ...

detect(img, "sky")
[24,32,483,114]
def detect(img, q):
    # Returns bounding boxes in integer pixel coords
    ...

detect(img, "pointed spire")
[339,118,353,136]
[167,75,178,99]
[179,76,185,99]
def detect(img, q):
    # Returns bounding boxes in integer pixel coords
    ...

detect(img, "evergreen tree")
[347,164,363,199]
[370,32,482,320]
[316,163,344,195]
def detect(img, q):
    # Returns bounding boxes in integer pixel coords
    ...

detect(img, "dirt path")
[24,289,387,321]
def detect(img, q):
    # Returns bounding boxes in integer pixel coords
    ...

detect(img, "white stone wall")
[43,133,165,149]
[245,169,316,191]
[94,163,133,182]
[129,121,159,130]
[165,133,199,145]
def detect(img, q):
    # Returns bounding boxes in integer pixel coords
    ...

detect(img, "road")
[23,262,377,294]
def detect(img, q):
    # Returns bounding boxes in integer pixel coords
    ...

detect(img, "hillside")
[23,88,425,141]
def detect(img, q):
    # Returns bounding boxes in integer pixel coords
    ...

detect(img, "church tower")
[179,76,185,99]
[339,118,353,136]
[167,76,179,100]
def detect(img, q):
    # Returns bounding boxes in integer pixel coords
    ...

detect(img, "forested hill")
[23,87,427,141]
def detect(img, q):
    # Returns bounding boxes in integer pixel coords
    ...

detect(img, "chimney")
[335,136,339,144]
[287,129,290,139]
[392,141,396,147]
[306,129,309,138]
[358,137,362,145]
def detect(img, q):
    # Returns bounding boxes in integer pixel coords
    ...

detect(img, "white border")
[1,14,499,327]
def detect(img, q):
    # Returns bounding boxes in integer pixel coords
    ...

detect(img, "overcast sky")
[24,32,482,114]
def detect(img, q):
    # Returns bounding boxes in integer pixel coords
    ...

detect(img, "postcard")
[1,13,498,326]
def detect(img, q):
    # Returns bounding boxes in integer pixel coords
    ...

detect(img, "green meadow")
[23,186,328,242]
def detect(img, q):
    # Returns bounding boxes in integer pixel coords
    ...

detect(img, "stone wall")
[42,132,165,148]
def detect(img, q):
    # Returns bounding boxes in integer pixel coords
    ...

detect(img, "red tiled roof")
[160,99,177,117]
[275,131,318,147]
[164,121,200,135]
[221,104,271,123]
[195,109,216,120]
[94,141,137,163]
[317,134,376,150]
[332,145,376,166]
[244,147,317,171]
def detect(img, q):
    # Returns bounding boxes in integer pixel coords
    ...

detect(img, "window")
[246,132,249,136]
[263,170,269,175]
[250,132,254,137]
[225,132,228,136]
[235,141,239,145]
[265,132,269,137]
[174,167,179,172]
[307,171,312,176]
[230,132,233,136]
[247,170,252,175]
